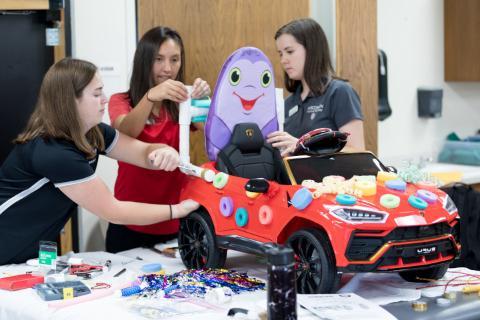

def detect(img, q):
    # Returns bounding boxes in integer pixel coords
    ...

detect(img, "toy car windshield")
[284,152,389,185]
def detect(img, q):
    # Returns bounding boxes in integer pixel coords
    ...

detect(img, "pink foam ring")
[385,179,407,192]
[258,205,273,225]
[416,189,438,204]
[219,196,234,217]
[416,180,437,189]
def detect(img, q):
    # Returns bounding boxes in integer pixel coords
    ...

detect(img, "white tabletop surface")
[0,245,318,320]
[1,244,479,320]
[423,162,480,185]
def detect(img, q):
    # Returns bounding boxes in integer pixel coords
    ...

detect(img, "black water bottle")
[266,245,297,320]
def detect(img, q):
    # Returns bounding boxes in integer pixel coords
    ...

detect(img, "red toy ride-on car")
[176,47,460,294]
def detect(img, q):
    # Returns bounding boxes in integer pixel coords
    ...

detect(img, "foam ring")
[416,189,438,204]
[213,172,229,189]
[219,196,234,217]
[235,208,248,227]
[336,194,357,205]
[377,171,398,183]
[246,191,260,199]
[202,169,215,182]
[385,179,407,192]
[380,194,401,209]
[141,263,162,273]
[323,175,345,184]
[416,181,437,189]
[355,175,377,183]
[312,190,322,199]
[354,180,377,196]
[408,195,428,210]
[291,188,313,210]
[258,205,273,225]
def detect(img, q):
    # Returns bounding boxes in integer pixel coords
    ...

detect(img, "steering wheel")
[292,128,349,156]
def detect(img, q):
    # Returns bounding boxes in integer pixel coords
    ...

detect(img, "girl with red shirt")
[106,26,210,252]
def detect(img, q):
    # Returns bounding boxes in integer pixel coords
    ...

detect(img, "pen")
[113,268,126,277]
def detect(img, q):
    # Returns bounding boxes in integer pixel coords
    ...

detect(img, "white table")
[0,246,318,320]
[1,245,480,320]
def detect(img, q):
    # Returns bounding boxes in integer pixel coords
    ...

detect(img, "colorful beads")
[354,180,377,196]
[213,172,229,189]
[219,196,234,217]
[385,179,407,192]
[235,208,249,227]
[408,195,428,210]
[380,194,401,209]
[258,205,273,225]
[290,188,313,210]
[416,189,438,204]
[135,269,265,299]
[336,194,357,205]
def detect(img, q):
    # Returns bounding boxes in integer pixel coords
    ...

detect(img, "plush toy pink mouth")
[233,92,264,111]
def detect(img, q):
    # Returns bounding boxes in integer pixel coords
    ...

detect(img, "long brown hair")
[15,58,104,159]
[128,26,185,122]
[275,18,336,96]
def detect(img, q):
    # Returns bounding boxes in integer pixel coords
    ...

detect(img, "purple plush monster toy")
[204,47,278,161]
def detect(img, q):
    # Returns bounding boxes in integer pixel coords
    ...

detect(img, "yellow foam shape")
[354,180,377,196]
[246,191,260,199]
[430,171,463,185]
[377,171,398,183]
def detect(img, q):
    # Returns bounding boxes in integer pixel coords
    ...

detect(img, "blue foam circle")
[191,99,211,108]
[235,208,249,227]
[385,179,407,192]
[336,194,357,205]
[291,188,313,210]
[141,263,163,273]
[408,195,428,210]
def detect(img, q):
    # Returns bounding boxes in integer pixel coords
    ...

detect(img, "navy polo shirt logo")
[306,104,324,114]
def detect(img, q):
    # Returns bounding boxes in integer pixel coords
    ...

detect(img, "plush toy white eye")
[261,70,272,87]
[229,67,241,86]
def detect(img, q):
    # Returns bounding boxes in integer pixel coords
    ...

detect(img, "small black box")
[418,87,443,118]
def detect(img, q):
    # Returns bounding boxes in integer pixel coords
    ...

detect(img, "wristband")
[169,204,173,220]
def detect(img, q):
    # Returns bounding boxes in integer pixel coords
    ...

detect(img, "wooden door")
[137,0,378,158]
[137,0,309,164]
[445,0,480,81]
[336,0,378,154]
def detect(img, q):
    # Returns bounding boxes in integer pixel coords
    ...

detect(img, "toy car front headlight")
[331,208,387,223]
[443,195,458,215]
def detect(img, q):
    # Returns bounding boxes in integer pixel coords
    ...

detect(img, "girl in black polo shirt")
[0,58,198,265]
[267,18,365,156]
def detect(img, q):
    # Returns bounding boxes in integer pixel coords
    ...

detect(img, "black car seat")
[216,123,287,182]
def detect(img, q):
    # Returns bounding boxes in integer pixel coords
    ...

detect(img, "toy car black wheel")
[398,264,449,283]
[178,210,227,269]
[287,229,341,294]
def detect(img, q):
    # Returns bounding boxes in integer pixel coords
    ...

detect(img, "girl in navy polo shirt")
[267,18,365,156]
